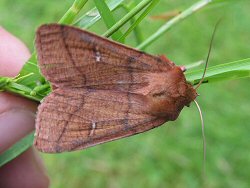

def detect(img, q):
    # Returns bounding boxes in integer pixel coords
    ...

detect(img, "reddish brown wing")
[35,24,173,92]
[34,88,166,153]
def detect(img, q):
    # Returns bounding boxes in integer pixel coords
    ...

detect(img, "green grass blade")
[74,0,125,29]
[0,133,34,167]
[185,60,205,70]
[103,0,153,38]
[185,58,250,84]
[94,0,123,41]
[59,0,88,24]
[136,0,213,50]
[117,3,144,44]
[118,0,160,42]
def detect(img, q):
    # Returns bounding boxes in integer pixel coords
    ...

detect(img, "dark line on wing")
[123,52,144,130]
[55,90,86,152]
[60,25,86,85]
[124,55,135,129]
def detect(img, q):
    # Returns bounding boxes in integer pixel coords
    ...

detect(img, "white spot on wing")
[89,122,96,136]
[95,51,101,62]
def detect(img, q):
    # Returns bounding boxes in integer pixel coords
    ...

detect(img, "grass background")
[1,0,249,187]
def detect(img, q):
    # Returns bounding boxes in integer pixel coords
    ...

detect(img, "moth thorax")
[146,67,197,120]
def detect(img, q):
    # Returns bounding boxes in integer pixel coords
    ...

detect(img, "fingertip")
[0,27,31,77]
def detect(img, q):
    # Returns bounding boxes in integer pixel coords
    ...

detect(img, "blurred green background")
[1,0,249,187]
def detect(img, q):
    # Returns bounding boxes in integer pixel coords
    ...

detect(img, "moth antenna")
[194,20,221,90]
[194,99,206,178]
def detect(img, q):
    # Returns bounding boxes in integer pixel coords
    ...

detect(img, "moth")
[34,24,198,153]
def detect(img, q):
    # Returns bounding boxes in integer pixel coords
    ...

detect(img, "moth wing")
[35,24,173,90]
[34,88,166,153]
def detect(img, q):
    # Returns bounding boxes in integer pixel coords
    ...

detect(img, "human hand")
[0,27,49,188]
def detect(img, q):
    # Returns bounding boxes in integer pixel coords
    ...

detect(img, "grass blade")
[74,0,124,29]
[185,58,250,84]
[59,0,88,24]
[94,0,123,41]
[118,0,160,42]
[136,0,213,50]
[0,133,34,167]
[103,0,153,38]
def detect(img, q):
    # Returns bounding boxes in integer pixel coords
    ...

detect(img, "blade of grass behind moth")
[118,0,160,43]
[103,0,153,38]
[94,0,123,41]
[16,50,40,89]
[0,133,34,167]
[117,3,143,44]
[136,0,213,50]
[185,60,205,70]
[185,58,250,85]
[59,0,88,24]
[74,0,125,29]
[16,59,43,86]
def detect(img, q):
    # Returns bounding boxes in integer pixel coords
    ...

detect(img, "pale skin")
[0,27,49,188]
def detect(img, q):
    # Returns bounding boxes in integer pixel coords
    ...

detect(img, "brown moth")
[34,24,198,153]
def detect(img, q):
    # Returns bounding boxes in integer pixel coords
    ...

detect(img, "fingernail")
[0,109,36,153]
